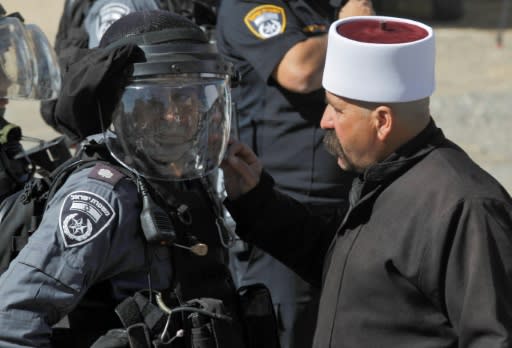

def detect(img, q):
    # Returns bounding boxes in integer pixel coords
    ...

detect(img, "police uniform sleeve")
[0,168,146,347]
[84,0,160,48]
[422,198,512,346]
[217,0,314,83]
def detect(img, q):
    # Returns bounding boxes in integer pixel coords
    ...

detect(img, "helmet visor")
[0,16,33,99]
[106,75,231,181]
[25,24,61,100]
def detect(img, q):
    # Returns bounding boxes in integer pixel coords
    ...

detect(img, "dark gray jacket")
[226,120,512,347]
[0,164,172,347]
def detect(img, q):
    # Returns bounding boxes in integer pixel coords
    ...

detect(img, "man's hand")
[338,0,375,19]
[221,140,262,200]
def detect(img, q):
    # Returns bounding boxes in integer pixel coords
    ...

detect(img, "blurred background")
[2,0,512,192]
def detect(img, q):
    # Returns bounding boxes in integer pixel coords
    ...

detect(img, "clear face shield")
[105,74,232,181]
[24,24,61,100]
[0,15,61,100]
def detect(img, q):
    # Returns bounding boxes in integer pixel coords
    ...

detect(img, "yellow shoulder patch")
[243,5,287,39]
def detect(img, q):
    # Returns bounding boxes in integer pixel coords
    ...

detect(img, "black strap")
[115,292,167,335]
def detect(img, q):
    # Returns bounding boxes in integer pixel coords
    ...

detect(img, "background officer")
[0,10,244,348]
[84,0,159,48]
[0,3,62,200]
[215,1,373,347]
[40,0,159,140]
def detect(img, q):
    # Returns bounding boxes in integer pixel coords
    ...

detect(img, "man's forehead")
[325,91,347,105]
[325,91,335,103]
[325,92,381,112]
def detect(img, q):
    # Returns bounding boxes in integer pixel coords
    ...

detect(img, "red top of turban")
[337,19,429,44]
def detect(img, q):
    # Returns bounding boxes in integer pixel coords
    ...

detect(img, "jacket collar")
[349,119,445,206]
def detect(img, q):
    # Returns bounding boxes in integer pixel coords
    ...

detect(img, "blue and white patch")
[94,3,131,44]
[59,191,116,248]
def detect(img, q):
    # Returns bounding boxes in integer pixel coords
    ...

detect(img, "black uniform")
[216,1,354,347]
[226,120,512,347]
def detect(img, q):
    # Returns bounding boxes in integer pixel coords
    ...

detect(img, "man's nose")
[320,105,334,129]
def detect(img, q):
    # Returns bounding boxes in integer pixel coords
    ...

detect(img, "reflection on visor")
[0,17,61,100]
[106,76,231,181]
[0,16,33,99]
[25,24,61,100]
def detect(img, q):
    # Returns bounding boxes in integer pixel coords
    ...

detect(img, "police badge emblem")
[59,191,116,247]
[244,5,287,39]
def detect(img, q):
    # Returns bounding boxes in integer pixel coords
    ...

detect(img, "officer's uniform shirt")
[216,0,354,205]
[0,164,172,347]
[84,0,159,48]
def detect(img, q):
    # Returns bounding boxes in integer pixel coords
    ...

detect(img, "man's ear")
[373,105,392,141]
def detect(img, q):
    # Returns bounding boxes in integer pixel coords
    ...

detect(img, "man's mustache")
[323,129,343,157]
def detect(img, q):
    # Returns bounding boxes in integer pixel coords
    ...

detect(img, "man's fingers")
[226,141,259,164]
[222,141,263,196]
[227,155,260,188]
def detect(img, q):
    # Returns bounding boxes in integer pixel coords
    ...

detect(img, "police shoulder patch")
[59,191,116,248]
[244,5,287,39]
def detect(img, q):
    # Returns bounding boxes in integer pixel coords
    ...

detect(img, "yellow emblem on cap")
[244,5,286,39]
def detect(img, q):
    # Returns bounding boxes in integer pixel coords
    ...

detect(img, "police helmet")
[0,6,60,100]
[99,10,236,181]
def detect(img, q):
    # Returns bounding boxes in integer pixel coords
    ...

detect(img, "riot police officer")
[0,10,246,348]
[0,3,62,201]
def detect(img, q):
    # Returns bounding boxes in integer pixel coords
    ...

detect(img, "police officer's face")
[321,92,380,173]
[162,90,201,142]
[136,89,201,153]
